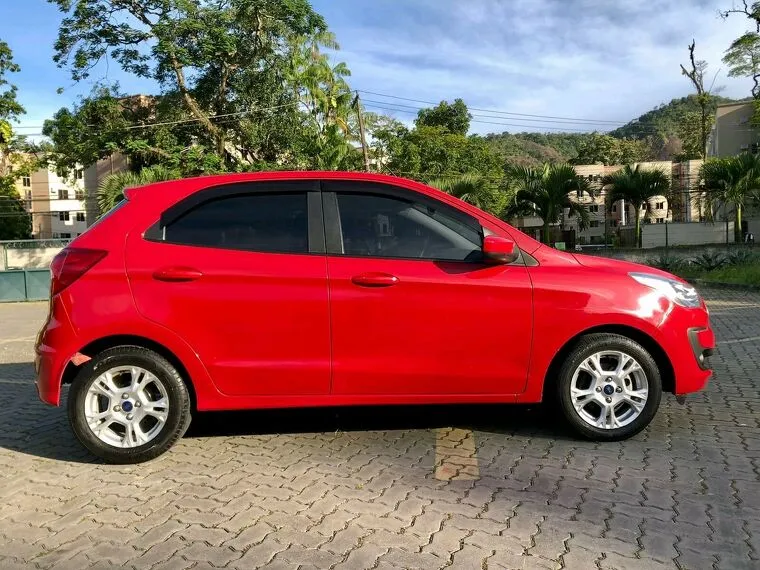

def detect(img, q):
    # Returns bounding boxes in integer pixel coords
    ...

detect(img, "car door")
[323,180,533,396]
[125,180,331,397]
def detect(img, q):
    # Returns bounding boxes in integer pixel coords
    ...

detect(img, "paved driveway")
[0,289,758,569]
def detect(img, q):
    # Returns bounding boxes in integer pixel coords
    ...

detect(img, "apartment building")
[707,101,760,157]
[510,160,705,245]
[707,101,760,235]
[10,153,130,240]
[13,164,89,239]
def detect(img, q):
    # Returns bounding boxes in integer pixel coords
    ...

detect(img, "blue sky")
[1,0,756,136]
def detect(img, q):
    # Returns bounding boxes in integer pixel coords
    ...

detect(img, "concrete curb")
[687,278,760,292]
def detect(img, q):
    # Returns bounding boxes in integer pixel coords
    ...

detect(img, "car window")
[164,192,308,253]
[336,193,482,261]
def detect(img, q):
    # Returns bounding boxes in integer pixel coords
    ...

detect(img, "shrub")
[690,252,727,271]
[725,248,756,266]
[646,254,684,272]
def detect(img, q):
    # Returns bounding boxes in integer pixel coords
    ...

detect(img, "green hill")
[609,94,737,139]
[482,94,743,166]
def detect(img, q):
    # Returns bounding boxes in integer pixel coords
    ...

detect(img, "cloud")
[314,0,755,133]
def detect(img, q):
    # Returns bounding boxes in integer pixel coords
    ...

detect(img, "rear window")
[163,192,308,253]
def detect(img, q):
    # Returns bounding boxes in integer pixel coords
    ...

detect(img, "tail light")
[50,248,107,296]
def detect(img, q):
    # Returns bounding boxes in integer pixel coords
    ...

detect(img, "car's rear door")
[125,180,331,397]
[322,180,533,396]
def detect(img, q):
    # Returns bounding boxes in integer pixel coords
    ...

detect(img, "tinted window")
[336,193,481,261]
[165,193,308,253]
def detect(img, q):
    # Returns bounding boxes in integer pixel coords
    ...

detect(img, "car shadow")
[0,361,571,464]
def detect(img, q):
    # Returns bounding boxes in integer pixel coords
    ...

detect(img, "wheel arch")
[62,334,198,410]
[542,324,675,398]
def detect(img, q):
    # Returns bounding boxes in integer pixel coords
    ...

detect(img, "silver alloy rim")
[569,351,649,430]
[83,366,169,448]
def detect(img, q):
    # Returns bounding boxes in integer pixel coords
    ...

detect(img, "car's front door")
[323,180,533,396]
[125,181,331,397]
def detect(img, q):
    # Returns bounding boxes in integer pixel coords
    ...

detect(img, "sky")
[0,0,757,137]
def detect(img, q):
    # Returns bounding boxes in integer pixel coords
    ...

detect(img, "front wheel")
[556,334,662,441]
[67,346,191,463]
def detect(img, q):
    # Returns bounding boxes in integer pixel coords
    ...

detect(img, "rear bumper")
[34,296,76,407]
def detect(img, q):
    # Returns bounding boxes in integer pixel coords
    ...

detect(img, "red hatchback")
[35,172,715,463]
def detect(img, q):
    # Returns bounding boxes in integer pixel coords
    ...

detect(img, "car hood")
[572,252,677,280]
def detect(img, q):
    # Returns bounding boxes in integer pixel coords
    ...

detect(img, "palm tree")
[602,164,670,248]
[428,173,508,216]
[701,154,760,242]
[504,163,592,244]
[97,165,178,215]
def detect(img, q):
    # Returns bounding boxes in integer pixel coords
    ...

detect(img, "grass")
[676,262,760,286]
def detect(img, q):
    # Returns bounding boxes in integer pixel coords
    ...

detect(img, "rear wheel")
[556,334,662,441]
[68,346,191,463]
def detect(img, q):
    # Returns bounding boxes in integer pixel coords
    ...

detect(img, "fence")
[1,239,71,271]
[640,222,735,248]
[0,239,69,302]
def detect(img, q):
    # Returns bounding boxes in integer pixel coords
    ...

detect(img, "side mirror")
[482,235,519,264]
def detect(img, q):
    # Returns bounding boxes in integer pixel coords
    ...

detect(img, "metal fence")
[1,239,71,271]
[0,269,51,302]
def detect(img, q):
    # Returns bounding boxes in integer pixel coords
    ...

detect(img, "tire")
[67,346,191,464]
[555,333,662,441]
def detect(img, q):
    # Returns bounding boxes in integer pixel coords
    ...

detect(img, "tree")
[571,133,652,165]
[428,173,509,216]
[504,163,592,244]
[0,39,32,240]
[415,99,471,135]
[97,165,179,215]
[602,165,670,248]
[378,125,503,182]
[701,154,760,241]
[680,40,716,160]
[48,0,336,169]
[723,32,760,98]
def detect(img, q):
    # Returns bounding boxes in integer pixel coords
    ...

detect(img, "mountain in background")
[483,94,742,166]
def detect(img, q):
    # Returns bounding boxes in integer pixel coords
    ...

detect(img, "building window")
[656,218,664,224]
[52,232,59,238]
[655,202,664,210]
[75,169,83,180]
[610,220,618,227]
[60,232,72,238]
[75,189,85,200]
[24,190,31,200]
[58,189,69,200]
[587,205,599,213]
[22,176,30,187]
[76,212,85,222]
[59,211,70,221]
[611,205,617,213]
[589,220,600,228]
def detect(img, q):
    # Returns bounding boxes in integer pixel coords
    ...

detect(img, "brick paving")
[0,288,758,569]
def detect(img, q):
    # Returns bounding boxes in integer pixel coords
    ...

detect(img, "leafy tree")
[701,154,760,242]
[0,39,31,240]
[415,99,471,135]
[0,177,31,239]
[97,165,179,215]
[428,173,509,216]
[47,0,338,170]
[504,163,592,243]
[378,124,503,182]
[571,133,652,165]
[602,165,670,247]
[723,32,760,98]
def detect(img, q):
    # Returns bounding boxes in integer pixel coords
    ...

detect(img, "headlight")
[629,272,701,308]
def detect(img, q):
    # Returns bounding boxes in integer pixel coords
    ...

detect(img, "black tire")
[555,333,662,441]
[67,346,191,464]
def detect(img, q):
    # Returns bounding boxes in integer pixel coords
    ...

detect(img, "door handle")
[152,267,203,282]
[351,272,399,287]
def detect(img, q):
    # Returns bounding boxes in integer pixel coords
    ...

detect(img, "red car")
[35,172,715,463]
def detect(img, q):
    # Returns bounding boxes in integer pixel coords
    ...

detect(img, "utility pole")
[353,92,371,172]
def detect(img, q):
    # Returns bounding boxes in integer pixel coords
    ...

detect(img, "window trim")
[321,181,487,263]
[147,180,323,255]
